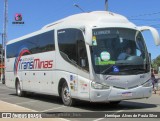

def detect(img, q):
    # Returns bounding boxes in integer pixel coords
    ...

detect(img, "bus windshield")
[90,28,150,75]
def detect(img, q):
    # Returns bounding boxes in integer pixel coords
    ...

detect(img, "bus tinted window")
[58,28,89,71]
[7,30,55,58]
[58,29,82,66]
[58,29,80,66]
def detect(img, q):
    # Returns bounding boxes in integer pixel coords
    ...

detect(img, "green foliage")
[152,55,160,71]
[153,55,160,66]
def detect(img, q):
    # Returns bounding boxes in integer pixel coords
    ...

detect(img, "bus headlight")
[142,80,152,87]
[91,82,110,89]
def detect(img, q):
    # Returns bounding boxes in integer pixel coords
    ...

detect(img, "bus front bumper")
[90,86,152,102]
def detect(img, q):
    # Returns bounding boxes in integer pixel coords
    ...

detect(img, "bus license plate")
[122,92,132,97]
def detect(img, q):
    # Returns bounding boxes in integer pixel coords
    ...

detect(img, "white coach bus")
[5,11,160,106]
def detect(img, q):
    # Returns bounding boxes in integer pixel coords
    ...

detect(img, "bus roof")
[42,11,136,29]
[7,11,136,45]
[42,11,135,29]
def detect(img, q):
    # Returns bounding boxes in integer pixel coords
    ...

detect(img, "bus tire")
[16,81,25,97]
[61,82,75,106]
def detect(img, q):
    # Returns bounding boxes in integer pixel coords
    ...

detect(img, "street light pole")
[74,4,85,12]
[0,33,4,82]
[2,0,8,81]
[3,0,8,43]
[105,0,108,11]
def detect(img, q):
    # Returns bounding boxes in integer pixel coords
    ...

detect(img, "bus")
[5,11,160,106]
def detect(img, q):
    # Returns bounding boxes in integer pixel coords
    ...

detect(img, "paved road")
[0,84,160,121]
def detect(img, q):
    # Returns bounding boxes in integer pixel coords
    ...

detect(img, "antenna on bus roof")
[74,4,85,12]
[105,0,108,11]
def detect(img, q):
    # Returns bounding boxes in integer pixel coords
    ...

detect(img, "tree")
[152,55,160,72]
[154,55,160,66]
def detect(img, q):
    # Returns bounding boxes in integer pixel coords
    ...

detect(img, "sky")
[0,0,160,59]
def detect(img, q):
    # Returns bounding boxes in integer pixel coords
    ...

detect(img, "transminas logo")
[14,47,53,75]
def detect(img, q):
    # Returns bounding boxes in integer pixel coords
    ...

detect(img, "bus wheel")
[61,82,74,106]
[16,81,25,97]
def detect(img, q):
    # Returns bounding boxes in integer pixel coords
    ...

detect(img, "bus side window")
[58,28,89,72]
[58,29,78,66]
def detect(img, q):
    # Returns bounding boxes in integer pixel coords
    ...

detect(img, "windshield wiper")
[120,68,147,72]
[101,65,114,74]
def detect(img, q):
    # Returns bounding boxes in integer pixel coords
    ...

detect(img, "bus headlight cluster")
[142,79,152,87]
[91,82,110,89]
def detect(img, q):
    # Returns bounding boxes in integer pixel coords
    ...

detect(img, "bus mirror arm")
[138,26,160,46]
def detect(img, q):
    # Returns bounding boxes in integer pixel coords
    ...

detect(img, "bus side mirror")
[138,26,160,46]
